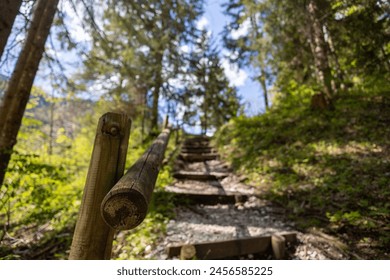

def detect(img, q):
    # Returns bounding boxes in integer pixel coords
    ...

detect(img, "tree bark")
[151,52,163,133]
[0,0,22,59]
[202,70,208,135]
[69,113,131,259]
[324,24,345,92]
[259,68,269,110]
[307,0,333,101]
[250,14,269,111]
[0,0,59,186]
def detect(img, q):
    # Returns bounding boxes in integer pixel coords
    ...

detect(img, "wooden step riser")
[179,154,218,162]
[169,193,249,205]
[181,148,216,154]
[174,175,219,181]
[173,172,229,180]
[184,139,210,144]
[167,232,297,260]
[182,145,211,150]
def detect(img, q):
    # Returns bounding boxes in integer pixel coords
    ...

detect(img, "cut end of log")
[101,190,148,231]
[180,245,196,260]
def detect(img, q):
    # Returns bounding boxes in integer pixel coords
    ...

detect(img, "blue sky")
[204,0,265,116]
[0,0,265,117]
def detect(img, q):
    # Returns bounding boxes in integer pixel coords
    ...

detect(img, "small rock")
[144,245,152,254]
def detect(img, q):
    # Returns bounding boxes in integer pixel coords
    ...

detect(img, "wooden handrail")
[100,128,171,230]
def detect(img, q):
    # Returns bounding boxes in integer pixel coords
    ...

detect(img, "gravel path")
[147,137,349,260]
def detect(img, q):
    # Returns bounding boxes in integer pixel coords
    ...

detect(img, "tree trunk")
[250,14,269,111]
[140,88,147,143]
[151,52,163,133]
[324,24,345,92]
[307,0,333,102]
[259,68,269,110]
[48,98,55,156]
[0,0,22,59]
[202,75,208,135]
[0,0,59,186]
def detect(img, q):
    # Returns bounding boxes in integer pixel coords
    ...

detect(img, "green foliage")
[1,86,180,259]
[214,77,390,258]
[79,0,204,129]
[223,0,389,107]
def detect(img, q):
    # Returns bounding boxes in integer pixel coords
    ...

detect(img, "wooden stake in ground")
[271,234,286,260]
[69,113,131,260]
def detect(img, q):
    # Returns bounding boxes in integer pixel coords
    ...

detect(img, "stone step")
[179,153,218,162]
[173,171,229,181]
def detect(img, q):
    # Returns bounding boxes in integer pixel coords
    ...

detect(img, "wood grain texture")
[69,112,131,260]
[167,232,297,259]
[101,128,171,231]
[271,234,286,259]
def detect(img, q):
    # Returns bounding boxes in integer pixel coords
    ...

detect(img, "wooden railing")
[68,112,170,260]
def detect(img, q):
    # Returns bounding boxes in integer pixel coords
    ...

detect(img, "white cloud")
[138,45,150,54]
[196,16,209,30]
[221,58,248,87]
[180,45,190,54]
[230,18,251,40]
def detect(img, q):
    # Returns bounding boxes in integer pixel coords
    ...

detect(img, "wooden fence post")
[69,112,131,260]
[101,128,170,231]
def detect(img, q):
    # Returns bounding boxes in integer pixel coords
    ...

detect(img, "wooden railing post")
[101,128,170,231]
[69,112,131,260]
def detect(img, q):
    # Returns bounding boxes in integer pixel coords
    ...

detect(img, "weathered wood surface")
[167,232,297,259]
[167,192,249,205]
[180,245,197,260]
[179,153,218,162]
[173,171,229,180]
[271,234,286,259]
[181,147,214,154]
[101,128,171,231]
[69,113,131,260]
[182,142,211,149]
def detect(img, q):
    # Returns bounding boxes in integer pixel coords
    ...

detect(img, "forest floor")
[214,89,390,259]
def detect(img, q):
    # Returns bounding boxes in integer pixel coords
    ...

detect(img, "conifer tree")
[80,0,203,133]
[188,30,239,134]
